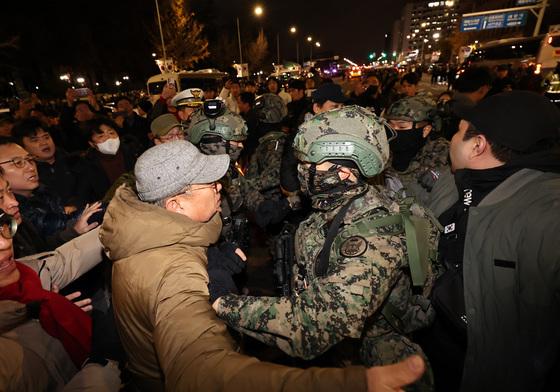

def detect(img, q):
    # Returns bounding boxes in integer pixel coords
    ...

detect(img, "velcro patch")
[340,236,368,258]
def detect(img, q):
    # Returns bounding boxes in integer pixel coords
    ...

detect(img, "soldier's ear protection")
[381,118,397,143]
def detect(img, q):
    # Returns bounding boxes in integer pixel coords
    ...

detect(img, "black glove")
[207,243,246,274]
[208,268,238,303]
[207,243,244,303]
[254,198,290,228]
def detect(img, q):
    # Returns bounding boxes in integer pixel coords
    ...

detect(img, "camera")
[203,99,225,119]
[75,88,90,98]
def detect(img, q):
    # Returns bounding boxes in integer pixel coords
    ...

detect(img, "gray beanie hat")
[135,140,229,201]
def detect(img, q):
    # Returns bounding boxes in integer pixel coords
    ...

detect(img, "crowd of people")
[0,62,558,392]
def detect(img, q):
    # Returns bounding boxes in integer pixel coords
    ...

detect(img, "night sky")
[0,0,406,94]
[218,0,407,62]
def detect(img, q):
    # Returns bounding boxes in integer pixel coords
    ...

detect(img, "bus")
[536,29,560,75]
[464,35,543,70]
[146,69,228,102]
[539,29,560,105]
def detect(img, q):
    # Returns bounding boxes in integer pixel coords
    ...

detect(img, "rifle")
[223,213,250,253]
[272,223,297,297]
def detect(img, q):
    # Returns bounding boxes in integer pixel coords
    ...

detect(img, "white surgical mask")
[97,137,120,155]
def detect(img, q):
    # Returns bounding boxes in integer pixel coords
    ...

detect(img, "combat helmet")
[188,106,248,144]
[384,94,437,124]
[293,105,391,178]
[254,93,287,124]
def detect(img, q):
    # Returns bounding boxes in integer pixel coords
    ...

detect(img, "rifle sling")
[315,192,364,277]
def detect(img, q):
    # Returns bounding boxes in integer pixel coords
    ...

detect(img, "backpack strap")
[315,193,363,277]
[333,197,438,287]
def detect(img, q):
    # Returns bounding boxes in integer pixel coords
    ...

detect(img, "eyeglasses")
[189,183,219,193]
[160,129,185,142]
[0,213,17,239]
[0,156,35,169]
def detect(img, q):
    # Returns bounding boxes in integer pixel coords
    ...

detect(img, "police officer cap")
[459,91,560,151]
[171,88,204,108]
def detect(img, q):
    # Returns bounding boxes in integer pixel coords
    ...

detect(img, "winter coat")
[429,169,560,391]
[35,149,86,209]
[0,228,104,391]
[74,139,140,204]
[16,187,78,242]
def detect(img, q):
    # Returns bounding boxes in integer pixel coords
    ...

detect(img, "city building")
[394,0,461,62]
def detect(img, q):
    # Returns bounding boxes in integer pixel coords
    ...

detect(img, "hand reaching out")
[52,284,92,313]
[366,355,425,392]
[73,202,103,234]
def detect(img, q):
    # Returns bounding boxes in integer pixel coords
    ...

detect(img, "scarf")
[0,262,91,367]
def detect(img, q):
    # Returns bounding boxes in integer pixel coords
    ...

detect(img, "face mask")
[199,140,227,156]
[389,127,425,171]
[97,137,120,155]
[297,163,345,196]
[228,144,243,162]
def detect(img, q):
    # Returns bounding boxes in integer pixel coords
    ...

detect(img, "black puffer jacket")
[15,187,78,242]
[74,136,141,204]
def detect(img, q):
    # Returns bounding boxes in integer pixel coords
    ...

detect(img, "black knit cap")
[458,91,560,151]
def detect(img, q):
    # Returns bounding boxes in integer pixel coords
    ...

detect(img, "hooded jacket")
[100,185,366,392]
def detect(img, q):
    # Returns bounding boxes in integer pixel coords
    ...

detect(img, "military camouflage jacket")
[216,185,438,367]
[230,131,286,211]
[385,137,450,207]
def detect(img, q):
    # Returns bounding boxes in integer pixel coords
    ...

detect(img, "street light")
[238,5,264,66]
[151,52,156,58]
[115,81,121,86]
[432,32,440,40]
[307,36,314,62]
[59,74,70,82]
[123,76,130,80]
[76,77,85,85]
[289,26,300,64]
[315,41,321,47]
[420,38,429,65]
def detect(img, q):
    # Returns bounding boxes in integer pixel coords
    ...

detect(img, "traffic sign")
[460,11,528,32]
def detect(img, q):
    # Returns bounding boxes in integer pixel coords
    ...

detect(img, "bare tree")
[446,30,476,63]
[247,29,269,72]
[154,0,209,70]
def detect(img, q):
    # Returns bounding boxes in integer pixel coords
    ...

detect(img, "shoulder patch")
[340,236,368,257]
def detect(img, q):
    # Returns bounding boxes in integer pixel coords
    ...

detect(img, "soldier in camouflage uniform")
[188,104,248,240]
[230,93,288,212]
[213,106,440,391]
[383,95,450,207]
